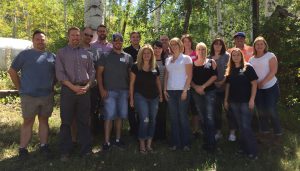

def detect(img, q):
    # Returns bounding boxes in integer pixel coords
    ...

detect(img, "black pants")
[59,86,92,155]
[128,106,138,136]
[90,86,103,135]
[154,100,167,140]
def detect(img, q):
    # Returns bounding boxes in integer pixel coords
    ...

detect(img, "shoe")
[139,149,147,154]
[228,134,236,142]
[248,154,258,160]
[113,139,126,150]
[102,142,111,151]
[60,154,70,162]
[215,133,223,141]
[18,148,29,160]
[183,146,190,151]
[169,146,177,151]
[146,147,154,153]
[40,144,53,159]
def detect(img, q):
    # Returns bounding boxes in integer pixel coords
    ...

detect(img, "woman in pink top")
[181,34,200,138]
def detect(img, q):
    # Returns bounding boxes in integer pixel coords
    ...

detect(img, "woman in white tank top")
[249,36,282,144]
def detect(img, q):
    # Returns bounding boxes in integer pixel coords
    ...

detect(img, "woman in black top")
[224,48,258,159]
[129,44,163,154]
[152,41,167,140]
[191,42,217,152]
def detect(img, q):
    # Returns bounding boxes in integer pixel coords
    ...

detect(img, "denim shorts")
[103,90,128,120]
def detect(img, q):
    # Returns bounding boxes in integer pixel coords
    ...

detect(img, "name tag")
[47,57,55,63]
[81,55,87,59]
[120,58,126,62]
[152,69,157,73]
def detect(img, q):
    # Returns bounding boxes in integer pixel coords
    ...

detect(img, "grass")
[0,98,300,171]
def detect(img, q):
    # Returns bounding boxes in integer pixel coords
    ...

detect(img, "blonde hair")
[225,48,247,76]
[253,36,269,56]
[169,37,184,53]
[136,44,156,71]
[195,42,207,58]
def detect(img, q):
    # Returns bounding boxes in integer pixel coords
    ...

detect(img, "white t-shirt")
[249,52,277,89]
[165,53,192,90]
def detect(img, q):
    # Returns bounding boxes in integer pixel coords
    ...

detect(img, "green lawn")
[0,99,300,171]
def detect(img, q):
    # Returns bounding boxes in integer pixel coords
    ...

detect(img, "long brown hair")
[136,44,156,71]
[225,48,247,76]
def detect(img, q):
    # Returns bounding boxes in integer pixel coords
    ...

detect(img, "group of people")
[7,24,282,161]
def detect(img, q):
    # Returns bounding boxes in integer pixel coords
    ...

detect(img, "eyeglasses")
[84,33,93,38]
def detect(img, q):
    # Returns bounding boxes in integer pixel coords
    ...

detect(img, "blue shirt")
[11,49,56,97]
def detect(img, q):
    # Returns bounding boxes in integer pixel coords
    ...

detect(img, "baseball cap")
[233,32,246,38]
[112,33,123,42]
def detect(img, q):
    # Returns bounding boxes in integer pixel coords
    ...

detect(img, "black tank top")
[192,59,217,92]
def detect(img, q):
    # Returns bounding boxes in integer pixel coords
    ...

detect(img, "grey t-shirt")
[208,52,229,92]
[98,50,133,90]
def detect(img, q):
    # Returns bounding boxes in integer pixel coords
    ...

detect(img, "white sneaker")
[228,133,236,142]
[215,133,223,141]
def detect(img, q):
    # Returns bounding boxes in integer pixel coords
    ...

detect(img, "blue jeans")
[192,90,216,147]
[167,90,191,148]
[255,82,282,135]
[231,102,258,156]
[103,90,128,120]
[214,92,237,130]
[134,93,159,140]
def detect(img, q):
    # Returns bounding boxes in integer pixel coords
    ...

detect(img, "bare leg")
[115,118,122,139]
[20,117,35,148]
[104,120,112,143]
[146,139,152,150]
[139,139,146,152]
[38,115,49,144]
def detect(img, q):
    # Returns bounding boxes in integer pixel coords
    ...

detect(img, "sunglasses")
[84,33,93,38]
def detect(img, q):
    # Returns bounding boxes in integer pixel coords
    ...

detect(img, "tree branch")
[148,0,167,14]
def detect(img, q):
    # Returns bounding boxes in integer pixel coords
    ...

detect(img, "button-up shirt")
[55,45,95,84]
[90,41,113,55]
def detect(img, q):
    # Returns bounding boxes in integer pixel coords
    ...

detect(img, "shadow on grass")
[0,124,298,171]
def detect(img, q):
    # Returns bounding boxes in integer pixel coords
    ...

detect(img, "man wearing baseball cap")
[97,33,133,151]
[228,32,254,62]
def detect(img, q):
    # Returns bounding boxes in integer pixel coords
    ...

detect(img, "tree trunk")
[216,0,223,36]
[183,0,192,34]
[64,0,67,31]
[208,3,215,39]
[265,0,277,17]
[154,0,161,33]
[121,0,131,35]
[252,0,259,40]
[84,0,105,30]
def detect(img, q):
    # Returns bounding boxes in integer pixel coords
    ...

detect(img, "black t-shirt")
[123,45,140,62]
[131,64,160,99]
[192,59,217,92]
[226,64,258,103]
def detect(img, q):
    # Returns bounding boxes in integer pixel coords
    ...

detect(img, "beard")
[99,34,107,40]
